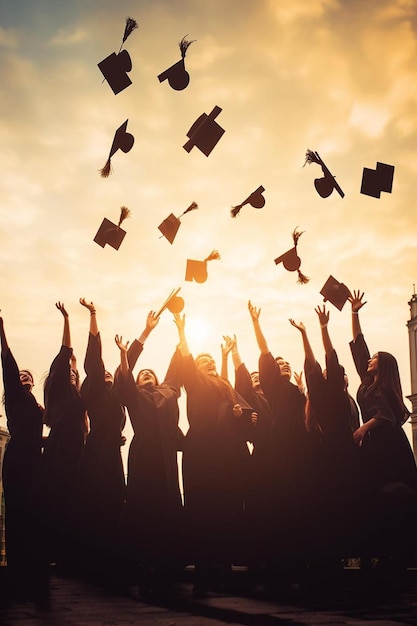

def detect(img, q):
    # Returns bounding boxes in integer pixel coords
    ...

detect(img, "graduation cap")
[185,250,221,283]
[274,228,309,284]
[183,106,225,156]
[158,35,196,91]
[99,17,138,88]
[98,50,132,94]
[360,161,395,198]
[231,186,265,218]
[303,149,345,199]
[158,202,198,244]
[155,287,184,318]
[320,275,351,311]
[94,206,131,250]
[99,119,134,178]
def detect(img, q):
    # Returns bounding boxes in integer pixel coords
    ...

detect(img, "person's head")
[195,353,217,376]
[104,370,114,387]
[250,371,261,390]
[70,368,80,389]
[275,356,292,380]
[368,351,402,386]
[136,369,159,387]
[19,369,34,392]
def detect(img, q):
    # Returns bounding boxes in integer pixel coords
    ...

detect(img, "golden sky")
[0,0,416,455]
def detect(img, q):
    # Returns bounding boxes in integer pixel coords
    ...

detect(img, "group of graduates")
[2,289,417,605]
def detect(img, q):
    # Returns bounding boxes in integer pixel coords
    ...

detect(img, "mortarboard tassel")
[118,206,131,226]
[179,35,196,59]
[292,227,305,246]
[230,203,243,218]
[292,228,309,284]
[120,17,138,51]
[303,149,321,167]
[100,158,112,178]
[297,269,310,285]
[204,250,221,262]
[180,201,198,217]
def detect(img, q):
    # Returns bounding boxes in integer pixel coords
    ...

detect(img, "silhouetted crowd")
[2,291,417,606]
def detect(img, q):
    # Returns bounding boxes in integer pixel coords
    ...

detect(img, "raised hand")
[289,318,305,333]
[348,290,367,313]
[145,310,159,333]
[221,334,236,358]
[314,304,329,327]
[293,371,305,394]
[173,312,185,332]
[55,302,68,318]
[114,334,129,353]
[79,298,96,314]
[248,300,261,321]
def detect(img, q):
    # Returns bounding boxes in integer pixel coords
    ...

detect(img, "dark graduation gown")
[304,350,362,556]
[33,345,86,561]
[75,332,126,555]
[1,347,43,579]
[350,334,417,553]
[181,355,251,562]
[117,348,184,564]
[258,352,309,557]
[234,362,272,552]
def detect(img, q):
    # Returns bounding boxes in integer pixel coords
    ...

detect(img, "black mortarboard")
[274,228,309,284]
[231,186,265,218]
[158,35,196,91]
[360,161,395,198]
[155,287,184,318]
[100,119,134,178]
[94,206,131,250]
[183,106,225,156]
[98,50,132,94]
[320,275,351,311]
[303,149,345,199]
[185,250,221,283]
[158,202,198,244]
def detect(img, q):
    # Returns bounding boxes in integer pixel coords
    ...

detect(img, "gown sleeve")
[349,333,371,382]
[259,351,281,403]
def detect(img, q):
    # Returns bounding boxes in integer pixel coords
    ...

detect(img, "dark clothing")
[258,352,309,557]
[117,348,184,565]
[33,345,86,562]
[75,332,126,558]
[234,362,272,556]
[181,355,251,563]
[350,333,417,555]
[350,333,417,493]
[1,348,43,592]
[304,351,362,556]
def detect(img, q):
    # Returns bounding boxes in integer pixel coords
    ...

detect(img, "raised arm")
[348,290,366,341]
[315,304,333,356]
[173,313,190,357]
[0,315,9,356]
[289,318,315,367]
[248,301,269,355]
[114,335,130,376]
[220,334,236,380]
[80,298,98,336]
[56,301,71,348]
[127,310,160,370]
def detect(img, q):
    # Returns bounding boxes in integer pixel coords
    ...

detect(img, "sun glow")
[185,316,214,356]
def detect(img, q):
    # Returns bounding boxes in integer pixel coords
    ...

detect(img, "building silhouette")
[407,287,417,460]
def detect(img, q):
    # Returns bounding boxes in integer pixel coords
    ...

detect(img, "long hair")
[369,351,409,426]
